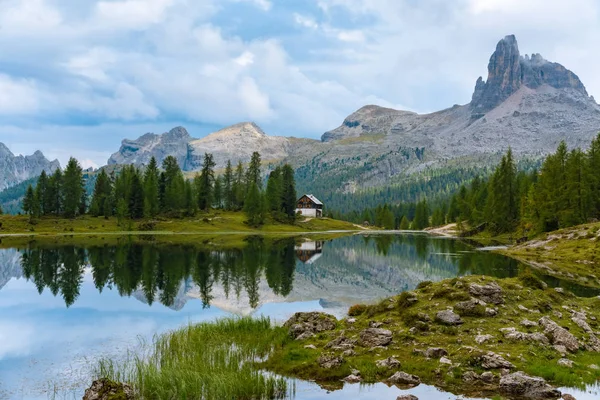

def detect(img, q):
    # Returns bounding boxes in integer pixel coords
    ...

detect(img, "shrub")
[137,221,157,231]
[519,271,546,290]
[416,281,433,290]
[397,291,418,309]
[348,304,367,316]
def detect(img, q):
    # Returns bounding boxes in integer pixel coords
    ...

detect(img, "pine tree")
[90,169,112,217]
[588,133,600,218]
[129,172,145,219]
[413,199,429,230]
[381,205,395,229]
[0,203,3,215]
[265,167,283,215]
[281,164,297,220]
[246,152,262,190]
[233,161,245,210]
[22,185,36,218]
[47,169,63,215]
[196,153,216,211]
[213,176,223,209]
[162,156,185,213]
[431,207,445,227]
[399,215,410,230]
[244,182,264,227]
[224,160,234,210]
[36,170,48,215]
[144,157,160,218]
[62,158,84,218]
[184,179,196,216]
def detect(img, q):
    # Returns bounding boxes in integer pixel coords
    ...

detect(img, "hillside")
[104,35,600,211]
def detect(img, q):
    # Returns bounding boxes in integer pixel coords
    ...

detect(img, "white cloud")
[94,0,176,29]
[237,77,273,120]
[0,0,62,34]
[233,0,272,11]
[294,13,319,29]
[235,51,255,66]
[0,75,40,114]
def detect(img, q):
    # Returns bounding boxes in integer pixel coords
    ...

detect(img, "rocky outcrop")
[83,379,134,400]
[359,328,393,347]
[469,282,504,304]
[538,317,580,352]
[284,312,337,340]
[388,371,421,386]
[108,126,191,168]
[435,310,463,325]
[499,372,561,399]
[0,143,59,191]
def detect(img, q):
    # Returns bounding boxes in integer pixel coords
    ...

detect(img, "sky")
[0,0,599,168]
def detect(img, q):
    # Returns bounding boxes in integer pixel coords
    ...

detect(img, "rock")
[360,328,393,347]
[585,334,600,352]
[369,321,384,328]
[475,334,494,344]
[590,364,599,370]
[499,372,562,399]
[455,298,486,315]
[571,317,593,334]
[325,334,356,350]
[347,318,356,324]
[463,371,480,382]
[304,344,317,350]
[416,312,431,322]
[500,327,549,344]
[342,349,356,357]
[439,357,452,365]
[553,311,564,319]
[481,352,515,370]
[480,371,496,383]
[554,287,565,294]
[0,143,60,191]
[83,379,134,400]
[396,395,419,400]
[539,317,580,352]
[317,354,344,369]
[485,308,498,317]
[521,319,538,328]
[284,312,337,340]
[469,282,504,304]
[554,345,568,356]
[343,374,362,383]
[518,305,531,312]
[561,394,576,400]
[425,347,448,359]
[435,310,463,326]
[376,356,401,369]
[388,371,421,386]
[557,358,574,368]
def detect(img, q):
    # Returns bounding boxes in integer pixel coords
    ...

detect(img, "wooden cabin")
[295,194,323,217]
[295,241,323,264]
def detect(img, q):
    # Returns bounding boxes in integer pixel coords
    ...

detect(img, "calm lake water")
[0,234,598,400]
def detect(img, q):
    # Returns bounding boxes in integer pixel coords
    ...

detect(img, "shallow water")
[0,234,597,399]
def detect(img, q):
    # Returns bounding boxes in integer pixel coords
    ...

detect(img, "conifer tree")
[90,169,112,217]
[0,203,3,215]
[184,179,196,216]
[281,164,297,220]
[213,176,223,209]
[399,215,410,230]
[144,157,160,218]
[246,152,262,190]
[223,160,234,210]
[266,167,283,214]
[129,172,145,219]
[47,169,63,215]
[22,185,36,218]
[413,199,429,230]
[196,153,216,211]
[233,161,245,210]
[36,170,48,215]
[244,182,264,226]
[62,157,84,218]
[162,156,185,213]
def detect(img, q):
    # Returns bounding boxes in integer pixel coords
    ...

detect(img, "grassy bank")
[96,317,291,400]
[94,275,600,398]
[0,212,363,247]
[262,274,600,396]
[498,222,600,288]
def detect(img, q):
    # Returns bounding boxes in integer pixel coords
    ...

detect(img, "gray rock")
[499,371,561,399]
[396,395,419,400]
[424,347,448,359]
[388,371,421,386]
[557,358,574,368]
[463,371,480,382]
[500,327,549,344]
[285,312,337,340]
[0,143,60,191]
[561,394,576,400]
[83,379,134,400]
[539,317,580,352]
[475,334,494,344]
[343,374,362,383]
[317,354,344,369]
[469,282,504,304]
[481,352,515,370]
[455,298,486,315]
[360,328,393,347]
[480,371,496,383]
[325,334,356,350]
[571,317,593,334]
[435,310,463,326]
[342,349,356,357]
[376,356,401,369]
[521,319,538,328]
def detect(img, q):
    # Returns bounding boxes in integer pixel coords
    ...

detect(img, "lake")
[0,234,598,400]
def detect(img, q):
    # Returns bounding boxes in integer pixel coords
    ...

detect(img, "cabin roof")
[299,194,323,205]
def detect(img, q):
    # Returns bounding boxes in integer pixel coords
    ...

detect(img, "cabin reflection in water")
[295,241,324,264]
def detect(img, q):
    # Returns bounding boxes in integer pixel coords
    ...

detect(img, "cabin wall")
[296,208,318,217]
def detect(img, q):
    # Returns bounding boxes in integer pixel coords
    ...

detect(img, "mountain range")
[107,35,600,199]
[0,144,59,191]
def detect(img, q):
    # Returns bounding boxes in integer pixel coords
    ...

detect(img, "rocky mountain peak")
[0,143,60,190]
[471,34,589,118]
[164,126,191,140]
[212,122,266,138]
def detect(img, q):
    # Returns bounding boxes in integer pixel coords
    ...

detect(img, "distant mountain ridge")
[105,35,600,201]
[0,143,60,191]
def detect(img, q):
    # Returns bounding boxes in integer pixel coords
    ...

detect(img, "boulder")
[539,317,580,352]
[376,356,401,369]
[571,317,593,334]
[463,371,480,382]
[557,358,574,368]
[325,334,356,350]
[360,328,393,347]
[480,371,496,383]
[561,394,576,400]
[317,354,344,369]
[424,347,448,359]
[343,374,362,383]
[500,327,549,344]
[469,282,504,304]
[475,334,494,344]
[481,352,515,370]
[435,310,463,326]
[455,298,486,316]
[499,372,561,399]
[83,379,134,400]
[396,395,419,400]
[521,319,538,328]
[284,312,337,340]
[388,371,421,386]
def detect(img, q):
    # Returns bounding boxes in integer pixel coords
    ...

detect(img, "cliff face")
[0,144,60,191]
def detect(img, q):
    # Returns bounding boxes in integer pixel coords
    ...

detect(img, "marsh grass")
[95,317,291,400]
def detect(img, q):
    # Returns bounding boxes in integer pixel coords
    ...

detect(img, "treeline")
[343,134,600,234]
[448,134,600,235]
[22,152,297,227]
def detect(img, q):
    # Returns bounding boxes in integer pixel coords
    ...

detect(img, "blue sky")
[0,0,599,168]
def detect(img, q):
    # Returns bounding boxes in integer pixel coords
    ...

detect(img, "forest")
[342,134,600,236]
[21,151,297,227]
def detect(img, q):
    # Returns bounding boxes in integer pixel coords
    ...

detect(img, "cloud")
[94,0,176,29]
[233,0,272,11]
[0,74,40,115]
[294,13,319,29]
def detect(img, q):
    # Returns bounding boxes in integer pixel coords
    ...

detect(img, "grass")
[95,317,292,400]
[0,212,362,247]
[497,221,600,288]
[262,275,600,395]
